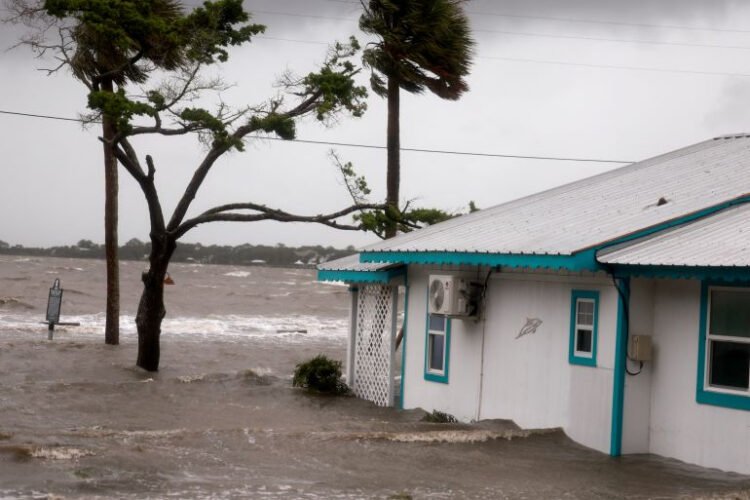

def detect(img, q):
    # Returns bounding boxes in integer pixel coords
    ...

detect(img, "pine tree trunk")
[385,78,400,239]
[135,237,175,371]
[102,77,120,345]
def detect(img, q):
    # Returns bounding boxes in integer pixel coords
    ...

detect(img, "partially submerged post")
[44,279,80,340]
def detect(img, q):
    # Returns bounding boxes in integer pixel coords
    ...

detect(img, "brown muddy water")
[1,256,750,499]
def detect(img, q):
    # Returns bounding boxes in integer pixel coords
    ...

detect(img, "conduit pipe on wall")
[609,275,631,457]
[475,267,497,421]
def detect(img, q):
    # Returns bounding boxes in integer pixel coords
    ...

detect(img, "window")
[425,313,451,383]
[569,290,599,367]
[703,287,750,393]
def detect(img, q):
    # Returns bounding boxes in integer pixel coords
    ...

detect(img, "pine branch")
[174,202,386,239]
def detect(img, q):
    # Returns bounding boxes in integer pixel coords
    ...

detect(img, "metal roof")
[317,254,405,283]
[363,135,750,257]
[317,254,394,272]
[597,204,750,267]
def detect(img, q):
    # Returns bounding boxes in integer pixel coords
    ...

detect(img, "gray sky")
[1,0,750,249]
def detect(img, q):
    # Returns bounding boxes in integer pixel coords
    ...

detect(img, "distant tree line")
[0,238,356,267]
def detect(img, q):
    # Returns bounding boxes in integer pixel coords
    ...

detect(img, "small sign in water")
[46,278,63,324]
[43,279,79,340]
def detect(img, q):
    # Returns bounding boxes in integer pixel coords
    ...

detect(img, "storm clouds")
[1,0,749,248]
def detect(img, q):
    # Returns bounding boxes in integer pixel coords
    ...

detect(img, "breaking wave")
[309,428,560,444]
[0,297,34,310]
[0,312,347,343]
[223,271,252,278]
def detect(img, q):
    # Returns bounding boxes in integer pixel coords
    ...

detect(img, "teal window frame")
[569,290,599,367]
[424,312,451,384]
[696,281,750,411]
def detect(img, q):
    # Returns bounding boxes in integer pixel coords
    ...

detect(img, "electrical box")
[628,335,652,362]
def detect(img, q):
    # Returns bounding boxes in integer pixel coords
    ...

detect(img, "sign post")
[46,279,63,340]
[43,279,79,340]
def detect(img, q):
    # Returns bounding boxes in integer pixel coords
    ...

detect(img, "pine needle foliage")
[358,0,474,238]
[359,0,474,99]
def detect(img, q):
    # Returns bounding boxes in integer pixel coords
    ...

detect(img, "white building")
[319,135,750,474]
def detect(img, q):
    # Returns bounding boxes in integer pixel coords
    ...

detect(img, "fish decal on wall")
[516,318,543,339]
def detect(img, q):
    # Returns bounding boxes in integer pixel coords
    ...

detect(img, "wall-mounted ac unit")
[428,275,480,317]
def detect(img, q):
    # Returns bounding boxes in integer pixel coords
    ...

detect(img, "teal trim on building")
[568,290,600,367]
[361,249,600,272]
[424,286,451,384]
[603,265,750,282]
[358,196,750,274]
[317,266,405,284]
[592,194,750,254]
[399,273,410,410]
[610,278,630,457]
[696,281,750,411]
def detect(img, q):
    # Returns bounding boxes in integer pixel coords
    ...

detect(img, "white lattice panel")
[353,285,395,407]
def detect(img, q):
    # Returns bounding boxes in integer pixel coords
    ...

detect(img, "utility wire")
[0,110,88,123]
[481,55,750,78]
[313,0,750,35]
[469,29,750,52]
[257,31,750,52]
[259,136,634,164]
[0,109,635,164]
[468,10,750,35]
[254,34,750,79]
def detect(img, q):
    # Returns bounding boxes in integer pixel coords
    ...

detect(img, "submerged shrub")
[421,410,458,423]
[292,355,349,395]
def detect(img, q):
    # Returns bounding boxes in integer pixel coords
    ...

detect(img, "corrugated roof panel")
[597,204,750,267]
[317,254,395,272]
[364,136,750,257]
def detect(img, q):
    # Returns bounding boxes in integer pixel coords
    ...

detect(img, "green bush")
[421,410,458,423]
[292,355,349,395]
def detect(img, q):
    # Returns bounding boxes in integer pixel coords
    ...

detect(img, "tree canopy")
[357,0,474,238]
[359,0,474,100]
[11,0,380,371]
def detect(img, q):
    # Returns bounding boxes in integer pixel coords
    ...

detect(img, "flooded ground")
[1,256,750,499]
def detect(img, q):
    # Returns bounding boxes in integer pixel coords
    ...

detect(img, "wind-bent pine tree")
[359,0,474,238]
[16,0,381,371]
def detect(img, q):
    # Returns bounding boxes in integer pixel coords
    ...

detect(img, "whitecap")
[224,271,252,278]
[0,311,347,344]
[316,281,349,287]
[30,446,95,460]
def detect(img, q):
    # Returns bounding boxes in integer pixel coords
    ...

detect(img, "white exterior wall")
[401,267,484,421]
[401,267,619,454]
[620,278,654,454]
[400,269,750,472]
[647,279,750,474]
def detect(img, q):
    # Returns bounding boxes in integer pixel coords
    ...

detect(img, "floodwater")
[1,256,750,499]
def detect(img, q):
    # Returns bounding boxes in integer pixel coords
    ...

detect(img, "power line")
[312,0,750,35]
[482,55,750,78]
[259,35,327,46]
[471,29,750,52]
[257,30,750,53]
[0,109,635,164]
[252,9,354,23]
[253,34,750,79]
[250,8,750,76]
[0,110,91,123]
[466,9,750,35]
[259,136,634,164]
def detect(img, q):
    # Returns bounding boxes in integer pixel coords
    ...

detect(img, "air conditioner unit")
[428,275,480,317]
